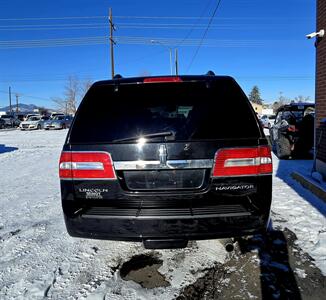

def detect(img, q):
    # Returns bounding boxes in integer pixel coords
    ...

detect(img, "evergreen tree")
[248,86,263,105]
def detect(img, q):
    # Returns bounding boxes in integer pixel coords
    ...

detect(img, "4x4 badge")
[158,144,167,166]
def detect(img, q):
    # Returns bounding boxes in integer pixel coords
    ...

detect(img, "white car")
[19,116,49,130]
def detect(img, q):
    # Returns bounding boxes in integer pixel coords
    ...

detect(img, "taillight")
[143,77,182,83]
[287,125,296,132]
[59,151,116,180]
[212,146,272,177]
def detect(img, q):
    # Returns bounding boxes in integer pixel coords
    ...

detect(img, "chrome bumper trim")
[114,159,213,170]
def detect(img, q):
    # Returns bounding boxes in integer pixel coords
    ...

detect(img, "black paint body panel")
[60,75,272,245]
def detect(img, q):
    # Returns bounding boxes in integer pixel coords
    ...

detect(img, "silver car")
[44,115,73,130]
[19,115,49,130]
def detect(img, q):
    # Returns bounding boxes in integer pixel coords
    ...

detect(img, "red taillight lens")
[59,151,116,179]
[143,77,182,83]
[287,125,296,132]
[212,146,272,177]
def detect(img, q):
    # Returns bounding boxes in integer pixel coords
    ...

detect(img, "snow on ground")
[0,129,325,299]
[271,155,326,275]
[264,126,326,274]
[0,130,226,299]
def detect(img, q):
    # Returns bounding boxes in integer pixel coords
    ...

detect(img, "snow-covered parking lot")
[0,129,325,299]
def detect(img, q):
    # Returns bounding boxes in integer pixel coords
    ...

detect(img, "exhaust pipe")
[219,238,235,252]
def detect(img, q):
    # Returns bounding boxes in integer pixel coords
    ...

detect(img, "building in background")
[250,102,262,115]
[315,0,326,178]
[315,0,326,179]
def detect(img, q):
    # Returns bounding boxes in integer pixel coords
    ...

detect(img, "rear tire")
[276,135,291,159]
[37,124,41,130]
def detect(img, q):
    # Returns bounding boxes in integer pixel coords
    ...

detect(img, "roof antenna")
[206,70,215,76]
[113,74,122,79]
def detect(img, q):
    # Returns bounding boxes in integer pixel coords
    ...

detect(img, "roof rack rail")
[206,70,215,76]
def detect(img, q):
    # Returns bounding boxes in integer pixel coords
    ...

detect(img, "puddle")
[120,253,170,289]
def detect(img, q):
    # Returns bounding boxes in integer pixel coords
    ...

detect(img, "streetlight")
[150,40,173,75]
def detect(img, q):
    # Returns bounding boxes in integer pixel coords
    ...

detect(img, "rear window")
[69,79,260,143]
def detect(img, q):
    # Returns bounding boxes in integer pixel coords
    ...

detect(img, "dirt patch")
[176,228,326,300]
[120,253,170,289]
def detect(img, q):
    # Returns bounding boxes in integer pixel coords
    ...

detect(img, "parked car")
[0,114,20,127]
[260,115,276,128]
[44,115,73,130]
[267,115,276,128]
[15,114,26,121]
[50,112,65,119]
[0,117,5,129]
[19,115,49,130]
[270,103,315,159]
[59,74,272,250]
[23,114,40,121]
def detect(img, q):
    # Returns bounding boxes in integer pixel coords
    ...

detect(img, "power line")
[178,0,214,47]
[0,35,301,49]
[0,15,312,22]
[0,23,301,32]
[114,16,312,20]
[0,90,52,102]
[0,16,106,21]
[0,24,291,31]
[0,21,305,29]
[0,26,108,31]
[0,22,107,28]
[187,0,223,72]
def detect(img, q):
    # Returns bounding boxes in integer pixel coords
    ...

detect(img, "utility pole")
[109,8,116,79]
[175,48,179,75]
[15,94,19,113]
[8,86,12,113]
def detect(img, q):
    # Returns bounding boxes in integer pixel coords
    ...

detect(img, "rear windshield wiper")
[112,131,174,143]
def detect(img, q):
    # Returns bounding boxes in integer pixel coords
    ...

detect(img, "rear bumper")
[63,208,269,241]
[61,174,272,243]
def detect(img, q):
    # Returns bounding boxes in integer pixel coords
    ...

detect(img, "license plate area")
[124,169,205,191]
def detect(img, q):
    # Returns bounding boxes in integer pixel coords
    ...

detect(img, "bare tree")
[80,79,93,99]
[52,76,93,115]
[272,92,290,112]
[294,95,311,103]
[64,76,79,114]
[52,97,67,114]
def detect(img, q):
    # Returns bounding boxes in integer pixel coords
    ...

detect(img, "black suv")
[60,75,272,249]
[270,103,315,159]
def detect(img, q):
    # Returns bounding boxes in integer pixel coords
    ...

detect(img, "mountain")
[0,103,40,113]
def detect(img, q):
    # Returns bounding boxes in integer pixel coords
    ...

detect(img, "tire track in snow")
[0,222,48,262]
